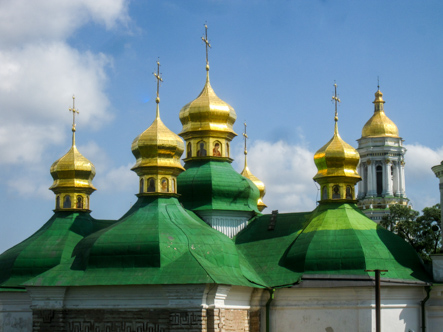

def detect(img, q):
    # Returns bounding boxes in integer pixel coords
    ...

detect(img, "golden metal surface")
[313,83,361,202]
[49,145,97,192]
[179,71,237,138]
[361,89,399,138]
[202,23,211,71]
[179,25,237,160]
[132,61,185,195]
[50,97,96,193]
[240,122,266,211]
[50,97,96,211]
[131,107,185,172]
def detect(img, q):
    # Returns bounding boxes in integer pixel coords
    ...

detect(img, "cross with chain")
[153,60,163,104]
[332,83,340,121]
[243,122,248,156]
[202,24,211,71]
[69,95,79,132]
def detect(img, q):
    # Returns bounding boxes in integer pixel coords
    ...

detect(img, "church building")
[1,28,443,332]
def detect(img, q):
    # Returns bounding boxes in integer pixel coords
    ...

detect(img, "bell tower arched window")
[376,165,383,196]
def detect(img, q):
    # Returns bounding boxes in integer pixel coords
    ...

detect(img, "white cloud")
[404,143,443,180]
[232,140,443,214]
[0,0,129,170]
[95,163,138,193]
[0,0,129,46]
[0,43,112,164]
[234,140,318,213]
[403,143,443,211]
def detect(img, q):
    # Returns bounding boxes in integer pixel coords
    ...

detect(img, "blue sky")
[1,0,443,253]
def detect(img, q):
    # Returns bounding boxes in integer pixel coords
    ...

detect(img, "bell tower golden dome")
[131,60,185,195]
[49,96,96,211]
[240,122,267,212]
[313,84,361,203]
[179,24,237,161]
[361,88,399,138]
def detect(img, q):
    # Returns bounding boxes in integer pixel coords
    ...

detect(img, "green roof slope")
[235,211,311,286]
[178,159,260,213]
[26,196,266,287]
[236,203,431,287]
[0,212,115,287]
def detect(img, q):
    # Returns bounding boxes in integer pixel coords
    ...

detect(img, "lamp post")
[365,269,388,332]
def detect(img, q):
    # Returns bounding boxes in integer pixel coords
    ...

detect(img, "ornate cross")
[243,122,248,156]
[332,83,341,121]
[202,24,211,70]
[153,60,163,104]
[69,95,79,132]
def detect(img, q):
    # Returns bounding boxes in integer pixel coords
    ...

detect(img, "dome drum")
[183,137,232,160]
[137,171,180,196]
[54,193,91,211]
[316,177,359,203]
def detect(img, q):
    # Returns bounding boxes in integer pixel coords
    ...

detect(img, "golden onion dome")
[49,144,96,192]
[179,71,237,139]
[131,105,185,175]
[241,165,267,212]
[361,89,399,138]
[314,121,360,181]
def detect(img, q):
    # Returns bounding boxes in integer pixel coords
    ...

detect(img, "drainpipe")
[265,288,275,332]
[421,286,431,332]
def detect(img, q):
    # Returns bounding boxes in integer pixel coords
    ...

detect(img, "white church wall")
[427,285,443,332]
[0,291,32,332]
[261,286,424,332]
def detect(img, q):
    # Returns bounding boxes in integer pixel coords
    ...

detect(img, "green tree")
[380,204,441,263]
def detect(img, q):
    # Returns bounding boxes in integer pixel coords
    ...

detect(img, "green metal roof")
[26,196,266,287]
[177,159,260,213]
[0,212,115,287]
[236,203,431,287]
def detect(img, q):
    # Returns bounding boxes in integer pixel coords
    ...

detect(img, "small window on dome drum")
[147,178,155,192]
[63,195,71,208]
[76,196,83,209]
[332,185,340,199]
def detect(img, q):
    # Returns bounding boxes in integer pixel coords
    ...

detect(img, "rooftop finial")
[332,82,341,123]
[243,122,248,167]
[68,95,79,146]
[202,23,211,71]
[377,76,380,90]
[153,59,163,118]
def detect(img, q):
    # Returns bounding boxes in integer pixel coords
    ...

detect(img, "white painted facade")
[357,136,409,223]
[0,291,32,332]
[3,281,443,332]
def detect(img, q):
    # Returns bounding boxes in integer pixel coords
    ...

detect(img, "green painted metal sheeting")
[236,203,431,287]
[0,212,115,287]
[178,159,260,213]
[26,197,266,287]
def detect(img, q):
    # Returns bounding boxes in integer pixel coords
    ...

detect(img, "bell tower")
[357,87,409,222]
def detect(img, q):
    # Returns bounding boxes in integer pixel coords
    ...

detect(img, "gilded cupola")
[361,88,399,138]
[313,84,361,203]
[49,96,96,211]
[131,61,185,195]
[240,123,267,212]
[179,24,237,161]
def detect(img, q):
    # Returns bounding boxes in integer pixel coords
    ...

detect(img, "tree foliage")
[380,204,441,263]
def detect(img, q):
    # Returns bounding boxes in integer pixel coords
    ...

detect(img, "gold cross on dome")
[202,23,211,71]
[243,122,248,156]
[68,95,79,132]
[153,60,163,104]
[332,83,341,121]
